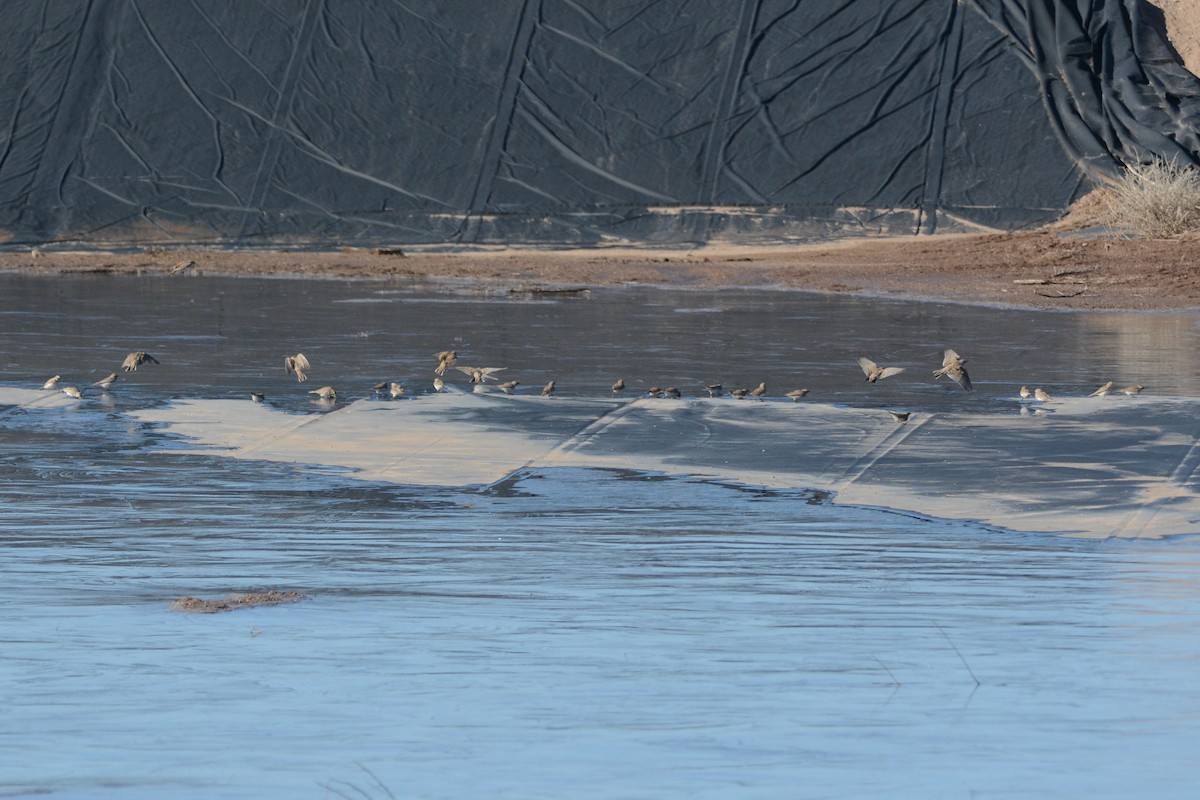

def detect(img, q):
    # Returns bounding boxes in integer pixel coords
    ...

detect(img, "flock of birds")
[34,347,1146,423]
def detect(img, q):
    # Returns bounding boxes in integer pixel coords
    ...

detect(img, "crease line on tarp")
[240,0,325,235]
[128,0,239,204]
[462,0,539,242]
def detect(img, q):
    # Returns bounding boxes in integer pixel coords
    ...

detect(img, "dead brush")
[1104,156,1200,238]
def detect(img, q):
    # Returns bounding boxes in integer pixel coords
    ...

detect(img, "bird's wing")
[877,367,905,379]
[143,353,159,364]
[454,365,477,377]
[121,353,137,370]
[294,353,310,370]
[857,357,878,376]
[950,366,972,391]
[942,349,962,366]
[478,367,507,381]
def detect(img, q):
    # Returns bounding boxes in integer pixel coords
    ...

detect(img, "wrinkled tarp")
[1,0,1198,247]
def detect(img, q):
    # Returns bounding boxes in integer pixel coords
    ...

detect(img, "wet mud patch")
[170,591,307,613]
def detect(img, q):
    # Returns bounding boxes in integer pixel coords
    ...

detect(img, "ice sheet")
[125,391,1200,538]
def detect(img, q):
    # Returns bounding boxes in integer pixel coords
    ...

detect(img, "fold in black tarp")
[0,0,1197,247]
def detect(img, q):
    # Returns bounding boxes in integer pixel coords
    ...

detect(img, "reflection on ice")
[130,392,1200,538]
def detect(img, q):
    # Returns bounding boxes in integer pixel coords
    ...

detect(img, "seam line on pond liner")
[1111,427,1200,539]
[480,399,641,489]
[832,413,935,490]
[237,408,331,458]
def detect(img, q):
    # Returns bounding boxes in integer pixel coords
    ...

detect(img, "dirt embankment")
[5,226,1200,310]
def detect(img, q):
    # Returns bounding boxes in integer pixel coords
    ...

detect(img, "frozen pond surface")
[3,274,1200,798]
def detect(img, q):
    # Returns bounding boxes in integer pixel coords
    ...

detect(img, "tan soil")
[6,224,1200,310]
[170,591,307,613]
[1153,0,1200,76]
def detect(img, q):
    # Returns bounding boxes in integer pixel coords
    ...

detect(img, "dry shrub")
[1105,156,1200,238]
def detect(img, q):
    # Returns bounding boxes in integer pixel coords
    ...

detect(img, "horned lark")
[308,386,336,400]
[251,392,265,403]
[730,388,749,399]
[541,380,555,397]
[932,349,971,391]
[704,383,723,397]
[122,352,159,372]
[92,373,119,390]
[285,353,310,382]
[434,350,457,375]
[498,380,520,394]
[61,386,83,400]
[1089,381,1114,397]
[857,357,904,383]
[886,410,911,423]
[455,366,506,383]
[389,382,405,399]
[1033,388,1052,402]
[785,388,809,402]
[433,377,445,393]
[1121,385,1145,396]
[41,375,62,390]
[611,378,625,393]
[662,387,681,398]
[749,382,766,400]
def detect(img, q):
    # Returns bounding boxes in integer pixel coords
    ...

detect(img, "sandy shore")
[5,228,1200,311]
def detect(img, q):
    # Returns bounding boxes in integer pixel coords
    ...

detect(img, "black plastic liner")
[1,0,1197,247]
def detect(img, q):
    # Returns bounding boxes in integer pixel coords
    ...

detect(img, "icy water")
[3,274,1200,798]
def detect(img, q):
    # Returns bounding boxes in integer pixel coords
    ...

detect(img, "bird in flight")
[284,353,310,382]
[122,352,159,372]
[857,357,904,383]
[932,349,971,391]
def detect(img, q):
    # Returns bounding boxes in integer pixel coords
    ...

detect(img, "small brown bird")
[498,380,520,394]
[167,259,196,276]
[308,386,336,400]
[434,350,457,376]
[541,380,555,397]
[858,357,904,383]
[41,375,62,390]
[372,381,389,394]
[662,387,681,399]
[730,387,749,399]
[389,382,405,399]
[284,353,310,382]
[433,377,445,393]
[749,382,767,400]
[251,392,265,403]
[704,383,723,397]
[61,386,83,400]
[122,352,159,372]
[455,365,506,383]
[1121,385,1145,396]
[1033,388,1053,402]
[611,378,626,393]
[646,386,663,397]
[785,388,809,402]
[886,410,911,424]
[92,373,119,390]
[932,349,971,391]
[1019,386,1033,400]
[1090,381,1114,397]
